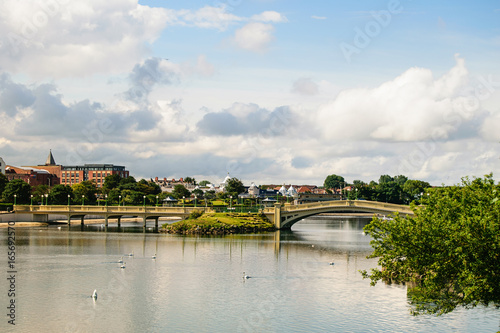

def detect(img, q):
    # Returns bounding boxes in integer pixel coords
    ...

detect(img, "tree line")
[323,174,431,204]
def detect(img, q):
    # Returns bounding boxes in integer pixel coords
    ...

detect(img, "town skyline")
[0,1,498,186]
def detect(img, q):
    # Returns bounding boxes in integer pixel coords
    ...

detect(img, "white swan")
[120,263,126,269]
[243,272,250,279]
[128,252,134,257]
[152,254,156,259]
[118,257,123,263]
[329,262,335,265]
[92,290,97,299]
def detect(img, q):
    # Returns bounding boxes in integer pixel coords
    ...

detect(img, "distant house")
[5,165,56,186]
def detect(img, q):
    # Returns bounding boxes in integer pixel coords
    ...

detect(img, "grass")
[161,212,275,234]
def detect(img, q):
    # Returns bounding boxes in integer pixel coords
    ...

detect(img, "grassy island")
[161,211,275,234]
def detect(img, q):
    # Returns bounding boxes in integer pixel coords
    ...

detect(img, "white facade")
[0,157,5,175]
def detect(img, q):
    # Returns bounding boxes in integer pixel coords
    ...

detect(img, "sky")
[0,0,499,186]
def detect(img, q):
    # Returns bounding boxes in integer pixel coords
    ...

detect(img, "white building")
[0,157,5,175]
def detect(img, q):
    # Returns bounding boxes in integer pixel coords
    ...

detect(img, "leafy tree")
[48,184,73,205]
[324,174,345,190]
[172,184,190,199]
[32,184,50,204]
[361,174,500,315]
[2,179,31,204]
[103,174,122,192]
[376,181,403,203]
[403,179,431,203]
[199,180,211,187]
[192,188,204,199]
[225,177,245,196]
[72,181,98,204]
[0,173,8,197]
[394,175,408,186]
[184,177,196,185]
[120,176,137,186]
[378,174,394,184]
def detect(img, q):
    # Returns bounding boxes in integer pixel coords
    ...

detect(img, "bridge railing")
[13,205,214,215]
[262,200,414,215]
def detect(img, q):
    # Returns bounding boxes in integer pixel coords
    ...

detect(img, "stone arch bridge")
[263,200,415,229]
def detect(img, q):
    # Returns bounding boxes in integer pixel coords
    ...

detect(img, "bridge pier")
[274,203,282,229]
[143,216,147,229]
[80,216,84,226]
[105,216,109,227]
[117,216,121,228]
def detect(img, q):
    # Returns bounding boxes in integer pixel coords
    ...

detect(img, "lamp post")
[143,195,146,207]
[182,196,185,208]
[82,195,85,206]
[45,194,49,206]
[194,195,197,208]
[13,194,16,206]
[67,194,71,206]
[230,196,232,210]
[105,194,108,207]
[30,194,33,206]
[119,195,122,207]
[156,195,158,207]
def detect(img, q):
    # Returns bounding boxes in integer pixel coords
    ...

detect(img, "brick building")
[24,150,129,187]
[5,165,58,186]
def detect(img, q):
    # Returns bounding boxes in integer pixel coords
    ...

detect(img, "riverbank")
[161,212,275,234]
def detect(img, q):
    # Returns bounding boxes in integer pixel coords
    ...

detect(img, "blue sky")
[0,0,499,186]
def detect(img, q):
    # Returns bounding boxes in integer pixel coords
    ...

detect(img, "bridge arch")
[267,200,414,229]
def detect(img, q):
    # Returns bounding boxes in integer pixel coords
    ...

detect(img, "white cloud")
[232,22,275,53]
[0,2,239,79]
[311,16,327,20]
[251,11,287,23]
[317,56,474,142]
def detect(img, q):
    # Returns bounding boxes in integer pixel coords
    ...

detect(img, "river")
[1,216,498,332]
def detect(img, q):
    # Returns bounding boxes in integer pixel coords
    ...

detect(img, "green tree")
[2,179,32,204]
[378,174,394,184]
[172,184,191,199]
[324,174,345,190]
[225,177,245,196]
[72,181,98,204]
[32,184,49,204]
[48,184,74,205]
[403,179,431,203]
[199,180,211,187]
[0,173,8,197]
[361,174,500,315]
[184,177,196,185]
[103,174,122,192]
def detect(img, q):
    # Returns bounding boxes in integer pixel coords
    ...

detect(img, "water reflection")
[1,215,498,333]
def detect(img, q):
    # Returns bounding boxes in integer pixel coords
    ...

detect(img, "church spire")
[45,149,56,165]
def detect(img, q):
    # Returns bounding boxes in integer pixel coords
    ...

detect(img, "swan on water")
[243,272,250,279]
[92,290,97,299]
[329,262,335,265]
[120,263,126,269]
[118,257,123,263]
[152,254,156,259]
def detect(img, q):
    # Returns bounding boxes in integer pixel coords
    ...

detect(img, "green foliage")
[32,184,49,203]
[323,174,345,190]
[0,172,8,196]
[172,184,191,199]
[199,180,211,186]
[72,181,98,204]
[2,179,31,204]
[184,177,196,185]
[361,174,500,315]
[102,174,122,191]
[225,177,245,196]
[48,184,73,205]
[188,210,204,219]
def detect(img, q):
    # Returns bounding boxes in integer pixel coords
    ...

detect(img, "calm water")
[1,216,499,333]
